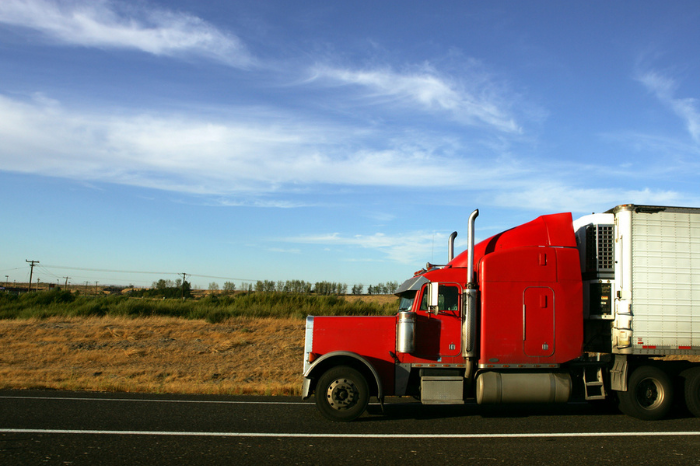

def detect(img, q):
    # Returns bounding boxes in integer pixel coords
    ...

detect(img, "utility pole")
[4,275,8,287]
[26,260,39,292]
[63,277,70,288]
[180,273,187,300]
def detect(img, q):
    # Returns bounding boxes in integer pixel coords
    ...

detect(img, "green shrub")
[0,290,398,320]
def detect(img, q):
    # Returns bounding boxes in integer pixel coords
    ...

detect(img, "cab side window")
[441,286,459,311]
[419,285,460,313]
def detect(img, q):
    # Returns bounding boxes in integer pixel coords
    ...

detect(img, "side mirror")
[427,282,439,314]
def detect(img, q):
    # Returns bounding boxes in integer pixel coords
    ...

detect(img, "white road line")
[1,429,699,439]
[0,396,310,405]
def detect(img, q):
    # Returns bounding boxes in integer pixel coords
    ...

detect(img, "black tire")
[683,367,700,417]
[618,365,674,421]
[315,366,369,422]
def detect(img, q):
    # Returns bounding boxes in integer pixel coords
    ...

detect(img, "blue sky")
[1,0,699,289]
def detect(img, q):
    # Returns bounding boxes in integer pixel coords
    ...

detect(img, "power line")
[188,274,260,281]
[36,265,63,281]
[40,265,177,275]
[0,266,26,273]
[38,264,262,284]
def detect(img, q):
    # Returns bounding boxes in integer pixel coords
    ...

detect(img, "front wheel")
[618,365,673,420]
[315,366,369,422]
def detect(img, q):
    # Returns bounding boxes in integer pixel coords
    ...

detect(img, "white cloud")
[309,64,521,133]
[0,0,252,67]
[0,93,527,198]
[267,247,301,254]
[637,70,700,143]
[1,93,696,214]
[487,184,696,214]
[286,231,445,265]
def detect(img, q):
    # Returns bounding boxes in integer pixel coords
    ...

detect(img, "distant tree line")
[207,282,237,292]
[128,279,192,299]
[125,278,399,298]
[205,279,399,295]
[250,280,399,295]
[366,282,399,294]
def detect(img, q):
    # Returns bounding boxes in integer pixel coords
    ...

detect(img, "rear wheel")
[315,366,369,422]
[618,365,673,420]
[683,367,700,417]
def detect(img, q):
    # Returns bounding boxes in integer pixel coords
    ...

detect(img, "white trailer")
[574,205,700,419]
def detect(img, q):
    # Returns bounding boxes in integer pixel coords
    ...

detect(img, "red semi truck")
[302,204,700,421]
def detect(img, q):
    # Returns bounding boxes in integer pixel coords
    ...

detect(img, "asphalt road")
[2,390,700,465]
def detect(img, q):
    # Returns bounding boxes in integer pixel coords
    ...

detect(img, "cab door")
[523,286,555,357]
[413,283,462,359]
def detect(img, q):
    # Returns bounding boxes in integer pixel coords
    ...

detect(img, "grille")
[586,225,615,273]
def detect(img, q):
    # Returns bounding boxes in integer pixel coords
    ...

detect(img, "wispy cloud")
[267,247,301,254]
[0,0,253,67]
[601,131,700,168]
[0,93,694,213]
[487,183,695,214]
[637,70,700,143]
[286,231,445,264]
[308,64,522,133]
[0,93,523,197]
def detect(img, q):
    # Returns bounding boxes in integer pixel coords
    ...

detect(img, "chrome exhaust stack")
[466,209,479,287]
[448,231,458,262]
[463,209,479,360]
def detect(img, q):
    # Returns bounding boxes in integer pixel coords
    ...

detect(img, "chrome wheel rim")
[326,378,359,410]
[635,377,664,410]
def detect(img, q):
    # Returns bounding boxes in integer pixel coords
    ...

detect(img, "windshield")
[397,291,417,311]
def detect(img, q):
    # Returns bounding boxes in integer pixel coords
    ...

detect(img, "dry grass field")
[0,316,306,396]
[0,289,399,395]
